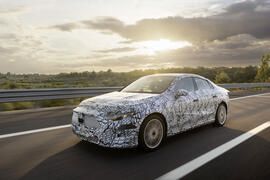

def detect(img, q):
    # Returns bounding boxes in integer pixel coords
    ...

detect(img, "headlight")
[72,112,79,123]
[110,112,135,121]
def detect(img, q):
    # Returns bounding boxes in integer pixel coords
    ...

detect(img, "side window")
[194,78,211,90]
[206,80,214,89]
[175,77,195,92]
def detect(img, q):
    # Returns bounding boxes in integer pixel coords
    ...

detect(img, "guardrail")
[0,87,122,103]
[218,83,270,89]
[0,83,270,103]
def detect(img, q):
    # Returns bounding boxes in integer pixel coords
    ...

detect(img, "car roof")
[146,73,206,79]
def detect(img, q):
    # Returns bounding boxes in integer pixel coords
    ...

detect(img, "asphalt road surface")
[0,92,270,180]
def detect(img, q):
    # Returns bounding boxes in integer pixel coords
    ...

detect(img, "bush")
[215,71,231,83]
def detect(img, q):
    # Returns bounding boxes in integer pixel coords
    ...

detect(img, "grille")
[84,115,100,129]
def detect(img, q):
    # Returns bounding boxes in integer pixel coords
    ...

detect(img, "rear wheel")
[139,115,165,151]
[215,103,227,126]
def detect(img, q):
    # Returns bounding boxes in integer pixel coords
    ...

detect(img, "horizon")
[0,65,260,75]
[1,0,270,73]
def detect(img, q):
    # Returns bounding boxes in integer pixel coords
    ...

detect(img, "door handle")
[212,95,217,98]
[193,98,199,102]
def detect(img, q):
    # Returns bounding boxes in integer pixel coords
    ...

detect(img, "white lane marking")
[0,124,71,139]
[157,121,270,180]
[230,92,270,101]
[0,92,269,139]
[250,96,270,98]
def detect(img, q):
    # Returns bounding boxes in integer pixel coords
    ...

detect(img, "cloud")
[0,6,27,14]
[2,0,270,73]
[159,34,270,66]
[50,0,270,43]
[50,23,80,32]
[0,6,53,73]
[82,17,124,31]
[76,34,270,70]
[0,33,17,40]
[94,47,136,53]
[0,46,18,55]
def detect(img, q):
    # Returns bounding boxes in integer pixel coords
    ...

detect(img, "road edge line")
[230,92,270,101]
[0,124,71,139]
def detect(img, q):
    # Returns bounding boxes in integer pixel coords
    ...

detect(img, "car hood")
[79,91,159,107]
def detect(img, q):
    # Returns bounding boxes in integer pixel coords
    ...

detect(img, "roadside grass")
[0,98,84,111]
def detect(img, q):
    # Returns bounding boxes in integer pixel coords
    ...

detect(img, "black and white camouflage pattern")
[72,74,229,148]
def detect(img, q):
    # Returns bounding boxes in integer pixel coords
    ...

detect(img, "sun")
[137,39,191,55]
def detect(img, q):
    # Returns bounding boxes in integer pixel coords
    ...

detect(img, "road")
[0,92,270,180]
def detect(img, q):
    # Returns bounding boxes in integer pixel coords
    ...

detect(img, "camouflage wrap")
[71,74,229,148]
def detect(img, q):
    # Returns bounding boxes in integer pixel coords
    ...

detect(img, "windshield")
[121,76,175,94]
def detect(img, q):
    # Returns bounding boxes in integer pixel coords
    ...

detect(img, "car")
[71,73,229,150]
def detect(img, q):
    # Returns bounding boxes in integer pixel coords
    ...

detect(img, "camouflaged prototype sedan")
[72,74,229,150]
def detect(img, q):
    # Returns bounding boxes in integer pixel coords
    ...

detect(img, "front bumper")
[71,112,139,148]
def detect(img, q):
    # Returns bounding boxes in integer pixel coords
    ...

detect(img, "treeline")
[1,53,270,89]
[0,66,266,89]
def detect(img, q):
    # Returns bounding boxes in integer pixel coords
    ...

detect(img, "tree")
[255,54,270,82]
[107,69,112,73]
[215,71,231,83]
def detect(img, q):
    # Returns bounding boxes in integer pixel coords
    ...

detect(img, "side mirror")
[175,89,188,99]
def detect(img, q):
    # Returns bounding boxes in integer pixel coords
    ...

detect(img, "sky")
[0,0,270,73]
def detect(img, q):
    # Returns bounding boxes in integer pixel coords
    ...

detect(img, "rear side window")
[174,77,195,92]
[194,78,212,90]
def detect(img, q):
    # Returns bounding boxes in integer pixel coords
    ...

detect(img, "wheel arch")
[219,101,228,113]
[143,112,168,135]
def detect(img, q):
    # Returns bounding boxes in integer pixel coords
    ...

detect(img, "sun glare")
[137,39,192,55]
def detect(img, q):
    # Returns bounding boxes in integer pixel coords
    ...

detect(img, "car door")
[193,77,216,126]
[205,80,220,119]
[173,77,199,131]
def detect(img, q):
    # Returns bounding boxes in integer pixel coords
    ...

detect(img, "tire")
[138,114,166,151]
[215,103,227,126]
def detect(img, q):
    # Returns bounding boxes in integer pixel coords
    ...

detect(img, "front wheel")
[139,115,165,151]
[215,103,227,126]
